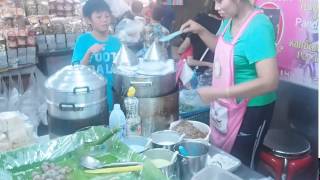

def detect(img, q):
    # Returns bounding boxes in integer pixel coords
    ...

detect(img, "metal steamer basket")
[45,65,108,137]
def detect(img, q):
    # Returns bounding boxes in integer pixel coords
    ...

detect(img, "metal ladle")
[80,155,142,170]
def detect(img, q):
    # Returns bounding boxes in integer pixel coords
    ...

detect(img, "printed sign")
[255,0,318,89]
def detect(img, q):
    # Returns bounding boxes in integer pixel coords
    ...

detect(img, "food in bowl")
[172,121,206,139]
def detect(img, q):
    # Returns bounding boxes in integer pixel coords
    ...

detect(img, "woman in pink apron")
[180,0,279,168]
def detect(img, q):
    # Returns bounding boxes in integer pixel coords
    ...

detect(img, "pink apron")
[210,11,262,152]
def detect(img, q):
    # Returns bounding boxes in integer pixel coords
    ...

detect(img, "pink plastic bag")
[176,46,193,83]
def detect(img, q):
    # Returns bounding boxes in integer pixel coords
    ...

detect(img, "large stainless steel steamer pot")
[45,65,107,120]
[112,41,179,136]
[113,71,176,98]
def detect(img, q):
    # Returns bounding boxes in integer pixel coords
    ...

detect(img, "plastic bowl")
[191,165,243,180]
[169,120,211,142]
[122,135,152,153]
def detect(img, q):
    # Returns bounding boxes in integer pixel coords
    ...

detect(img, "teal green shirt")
[218,13,277,107]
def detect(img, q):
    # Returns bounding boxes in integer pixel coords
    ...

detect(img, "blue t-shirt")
[72,33,121,111]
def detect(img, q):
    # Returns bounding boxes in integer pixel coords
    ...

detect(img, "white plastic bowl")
[169,120,211,142]
[191,165,243,180]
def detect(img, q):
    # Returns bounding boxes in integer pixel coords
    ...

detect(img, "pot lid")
[143,41,167,62]
[45,65,106,92]
[114,44,139,67]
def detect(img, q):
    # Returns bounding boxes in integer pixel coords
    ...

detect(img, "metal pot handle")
[59,103,83,111]
[181,157,188,165]
[130,81,152,86]
[73,86,90,94]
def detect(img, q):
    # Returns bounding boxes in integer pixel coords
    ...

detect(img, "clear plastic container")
[124,87,141,136]
[191,165,243,180]
[207,153,241,172]
[109,104,126,139]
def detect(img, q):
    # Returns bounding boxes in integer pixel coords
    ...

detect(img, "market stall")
[0,42,269,180]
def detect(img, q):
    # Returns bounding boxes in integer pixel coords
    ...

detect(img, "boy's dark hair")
[82,0,111,18]
[152,5,164,22]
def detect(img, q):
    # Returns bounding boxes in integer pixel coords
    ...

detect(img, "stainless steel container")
[45,65,108,137]
[151,130,184,151]
[113,72,176,98]
[144,148,180,180]
[113,90,179,136]
[113,40,178,135]
[174,140,210,180]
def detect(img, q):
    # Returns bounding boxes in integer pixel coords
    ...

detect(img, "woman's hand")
[197,86,216,103]
[186,56,193,66]
[180,19,206,35]
[180,19,218,51]
[197,86,227,103]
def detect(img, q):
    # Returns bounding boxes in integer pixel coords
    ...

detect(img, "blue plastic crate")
[179,106,210,125]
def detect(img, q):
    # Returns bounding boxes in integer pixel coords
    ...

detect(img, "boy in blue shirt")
[72,0,121,112]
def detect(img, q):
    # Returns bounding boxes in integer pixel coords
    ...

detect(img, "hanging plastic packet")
[20,74,41,128]
[8,75,21,111]
[0,77,8,112]
[178,48,211,89]
[198,69,213,87]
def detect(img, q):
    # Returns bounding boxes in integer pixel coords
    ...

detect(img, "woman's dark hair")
[207,0,221,18]
[82,0,111,18]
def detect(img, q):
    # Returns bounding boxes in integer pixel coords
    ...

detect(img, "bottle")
[109,104,126,139]
[124,86,141,136]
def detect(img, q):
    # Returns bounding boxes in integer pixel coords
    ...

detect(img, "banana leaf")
[0,126,167,180]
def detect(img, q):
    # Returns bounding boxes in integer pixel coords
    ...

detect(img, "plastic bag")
[7,75,21,111]
[177,60,198,89]
[198,69,213,87]
[0,77,8,112]
[105,0,130,18]
[34,71,48,126]
[38,103,47,126]
[179,89,208,112]
[115,18,145,43]
[0,111,38,152]
[19,74,41,128]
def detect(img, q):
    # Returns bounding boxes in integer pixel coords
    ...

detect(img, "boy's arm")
[72,36,86,64]
[72,35,104,65]
[81,51,92,65]
[81,44,105,65]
